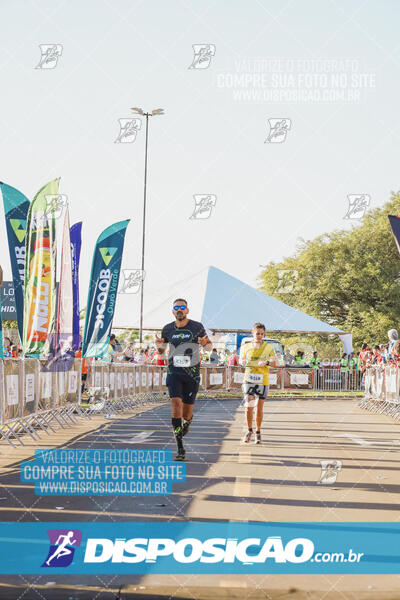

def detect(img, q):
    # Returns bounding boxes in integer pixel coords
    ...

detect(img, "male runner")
[155,298,212,461]
[239,323,277,444]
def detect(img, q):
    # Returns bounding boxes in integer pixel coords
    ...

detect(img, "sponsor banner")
[0,522,397,574]
[23,179,58,356]
[82,220,129,359]
[284,368,313,389]
[1,182,30,341]
[55,205,73,351]
[0,281,18,318]
[70,222,82,351]
[1,282,59,320]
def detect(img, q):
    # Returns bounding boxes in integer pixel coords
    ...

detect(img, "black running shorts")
[166,372,200,405]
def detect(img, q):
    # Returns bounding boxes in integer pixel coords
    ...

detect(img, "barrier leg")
[15,417,39,441]
[0,426,18,447]
[3,421,24,445]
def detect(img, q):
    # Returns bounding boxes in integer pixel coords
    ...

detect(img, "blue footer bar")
[0,522,398,574]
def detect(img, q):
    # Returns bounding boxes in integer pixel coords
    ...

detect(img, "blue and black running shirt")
[161,319,207,379]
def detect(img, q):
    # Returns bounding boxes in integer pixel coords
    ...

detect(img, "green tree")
[258,192,400,350]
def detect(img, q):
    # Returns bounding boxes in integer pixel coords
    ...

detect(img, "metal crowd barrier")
[227,366,361,392]
[0,359,167,447]
[0,357,86,447]
[359,366,400,419]
[314,368,361,391]
[83,362,168,418]
[0,360,366,447]
[226,367,282,391]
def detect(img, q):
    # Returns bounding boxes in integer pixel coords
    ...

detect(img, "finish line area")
[0,394,398,598]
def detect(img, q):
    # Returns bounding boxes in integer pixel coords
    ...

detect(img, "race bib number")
[247,373,263,384]
[173,355,190,367]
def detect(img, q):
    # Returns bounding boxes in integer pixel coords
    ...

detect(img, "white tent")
[115,266,345,335]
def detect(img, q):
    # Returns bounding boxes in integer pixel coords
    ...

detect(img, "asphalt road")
[0,395,399,599]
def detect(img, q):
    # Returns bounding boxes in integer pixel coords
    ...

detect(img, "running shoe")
[242,430,253,443]
[254,432,262,444]
[174,447,186,461]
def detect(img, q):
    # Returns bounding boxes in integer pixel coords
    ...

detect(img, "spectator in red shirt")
[359,343,373,373]
[372,345,382,365]
[11,344,21,358]
[152,348,166,366]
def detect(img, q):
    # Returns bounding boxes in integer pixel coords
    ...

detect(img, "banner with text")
[70,222,82,351]
[1,182,30,341]
[23,179,58,356]
[0,522,397,574]
[82,220,129,359]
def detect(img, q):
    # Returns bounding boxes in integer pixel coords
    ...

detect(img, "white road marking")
[238,448,251,464]
[233,448,251,498]
[123,431,155,444]
[330,433,399,447]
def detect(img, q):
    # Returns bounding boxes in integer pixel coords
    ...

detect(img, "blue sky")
[1,0,399,326]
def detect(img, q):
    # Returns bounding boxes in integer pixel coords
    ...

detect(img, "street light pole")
[139,113,149,346]
[131,107,164,345]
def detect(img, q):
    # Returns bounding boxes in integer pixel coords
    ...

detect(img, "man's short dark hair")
[252,322,265,331]
[173,298,187,306]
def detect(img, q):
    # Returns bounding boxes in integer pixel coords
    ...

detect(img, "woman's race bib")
[247,373,263,384]
[173,355,190,367]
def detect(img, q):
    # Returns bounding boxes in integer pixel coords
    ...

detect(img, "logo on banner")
[10,219,27,243]
[188,44,216,69]
[42,529,82,567]
[265,118,291,143]
[99,247,117,266]
[84,535,314,564]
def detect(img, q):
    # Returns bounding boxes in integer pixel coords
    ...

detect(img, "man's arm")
[155,328,167,352]
[198,326,212,351]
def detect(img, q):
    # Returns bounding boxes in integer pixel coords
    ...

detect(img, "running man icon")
[46,531,76,566]
[42,529,82,567]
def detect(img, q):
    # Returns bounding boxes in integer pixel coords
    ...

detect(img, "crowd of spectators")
[5,329,400,373]
[108,336,241,367]
[282,330,400,373]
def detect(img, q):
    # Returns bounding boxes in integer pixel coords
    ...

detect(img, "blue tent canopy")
[117,266,344,334]
[201,267,344,334]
